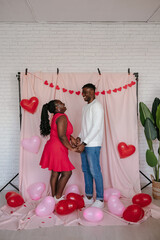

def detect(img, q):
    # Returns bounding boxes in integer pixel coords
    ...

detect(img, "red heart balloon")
[55,199,77,215]
[132,193,152,207]
[123,204,144,222]
[66,193,85,209]
[20,97,39,114]
[5,191,24,207]
[118,142,136,158]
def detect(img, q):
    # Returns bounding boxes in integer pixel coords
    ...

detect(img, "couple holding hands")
[39,83,104,208]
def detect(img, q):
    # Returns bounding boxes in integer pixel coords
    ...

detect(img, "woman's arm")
[56,115,77,151]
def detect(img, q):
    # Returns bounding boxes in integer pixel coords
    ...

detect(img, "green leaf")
[152,98,160,123]
[139,102,154,127]
[146,150,158,167]
[156,104,160,130]
[144,118,157,140]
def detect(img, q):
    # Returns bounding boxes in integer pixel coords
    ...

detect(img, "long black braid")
[40,100,57,137]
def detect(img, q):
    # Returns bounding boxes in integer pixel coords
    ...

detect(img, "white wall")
[0,22,160,190]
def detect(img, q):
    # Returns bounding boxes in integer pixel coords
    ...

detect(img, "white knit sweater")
[79,99,104,147]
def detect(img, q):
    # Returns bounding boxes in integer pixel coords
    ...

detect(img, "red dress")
[40,113,75,171]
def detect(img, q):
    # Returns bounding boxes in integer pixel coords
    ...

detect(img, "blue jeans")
[81,147,104,200]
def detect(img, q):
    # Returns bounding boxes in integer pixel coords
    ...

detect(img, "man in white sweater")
[76,83,104,208]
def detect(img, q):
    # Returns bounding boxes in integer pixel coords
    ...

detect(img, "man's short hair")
[82,83,96,92]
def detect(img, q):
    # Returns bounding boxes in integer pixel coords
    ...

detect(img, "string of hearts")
[27,72,136,96]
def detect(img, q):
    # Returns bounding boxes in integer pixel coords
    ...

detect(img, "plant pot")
[151,175,160,200]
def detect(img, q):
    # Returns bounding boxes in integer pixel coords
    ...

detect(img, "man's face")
[82,87,94,103]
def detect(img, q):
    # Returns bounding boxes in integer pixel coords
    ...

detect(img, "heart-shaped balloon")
[123,204,144,222]
[21,136,41,154]
[83,207,104,223]
[20,97,39,114]
[132,193,152,207]
[27,182,46,200]
[104,188,121,202]
[65,185,80,197]
[55,199,77,215]
[66,193,85,209]
[5,191,24,207]
[107,196,125,217]
[35,196,55,217]
[118,142,136,158]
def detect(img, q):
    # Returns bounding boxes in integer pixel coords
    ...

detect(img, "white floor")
[0,187,160,240]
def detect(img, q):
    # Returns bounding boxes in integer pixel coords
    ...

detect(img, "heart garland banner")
[26,72,136,96]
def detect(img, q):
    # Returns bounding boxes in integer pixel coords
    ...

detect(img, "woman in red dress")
[40,100,78,201]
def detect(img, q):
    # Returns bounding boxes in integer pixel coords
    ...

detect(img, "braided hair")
[40,100,57,137]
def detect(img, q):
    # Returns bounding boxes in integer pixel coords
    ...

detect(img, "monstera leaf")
[156,104,160,131]
[146,150,158,167]
[152,97,160,123]
[139,102,154,127]
[144,118,157,141]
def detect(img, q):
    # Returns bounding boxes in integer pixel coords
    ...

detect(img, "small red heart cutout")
[95,92,99,96]
[128,83,132,87]
[62,88,67,92]
[44,80,48,85]
[123,85,128,89]
[107,90,111,94]
[49,83,54,88]
[56,85,60,90]
[101,91,105,95]
[20,97,39,114]
[69,90,74,94]
[113,89,117,93]
[131,81,136,86]
[76,91,80,95]
[118,142,136,158]
[118,87,122,91]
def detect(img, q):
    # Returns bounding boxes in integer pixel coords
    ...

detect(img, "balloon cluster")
[104,188,152,223]
[104,188,125,217]
[5,192,24,207]
[123,193,152,222]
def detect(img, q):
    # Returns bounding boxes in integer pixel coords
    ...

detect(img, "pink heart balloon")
[104,188,121,202]
[21,136,41,154]
[107,196,125,217]
[27,182,46,200]
[35,196,55,217]
[65,185,80,196]
[83,207,104,223]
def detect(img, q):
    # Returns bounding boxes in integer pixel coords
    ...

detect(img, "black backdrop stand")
[0,69,152,192]
[0,71,22,192]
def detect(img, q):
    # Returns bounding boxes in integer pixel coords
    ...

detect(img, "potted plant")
[139,97,160,199]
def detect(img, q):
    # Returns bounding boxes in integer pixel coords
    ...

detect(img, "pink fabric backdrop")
[19,72,141,200]
[1,72,160,230]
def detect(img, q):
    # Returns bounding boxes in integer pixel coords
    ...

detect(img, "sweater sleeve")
[83,103,104,144]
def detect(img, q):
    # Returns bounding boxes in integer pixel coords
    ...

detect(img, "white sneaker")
[83,196,94,205]
[91,200,104,208]
[54,195,65,203]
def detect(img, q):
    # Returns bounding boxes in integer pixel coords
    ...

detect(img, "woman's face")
[55,100,67,113]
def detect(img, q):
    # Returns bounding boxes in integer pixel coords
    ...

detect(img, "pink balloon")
[65,185,80,196]
[21,136,41,154]
[27,182,46,200]
[107,196,125,217]
[83,207,104,223]
[35,196,55,217]
[104,188,121,202]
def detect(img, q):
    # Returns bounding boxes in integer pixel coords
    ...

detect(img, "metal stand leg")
[0,174,19,192]
[139,170,152,190]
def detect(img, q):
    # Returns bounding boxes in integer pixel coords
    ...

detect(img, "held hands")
[70,136,85,153]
